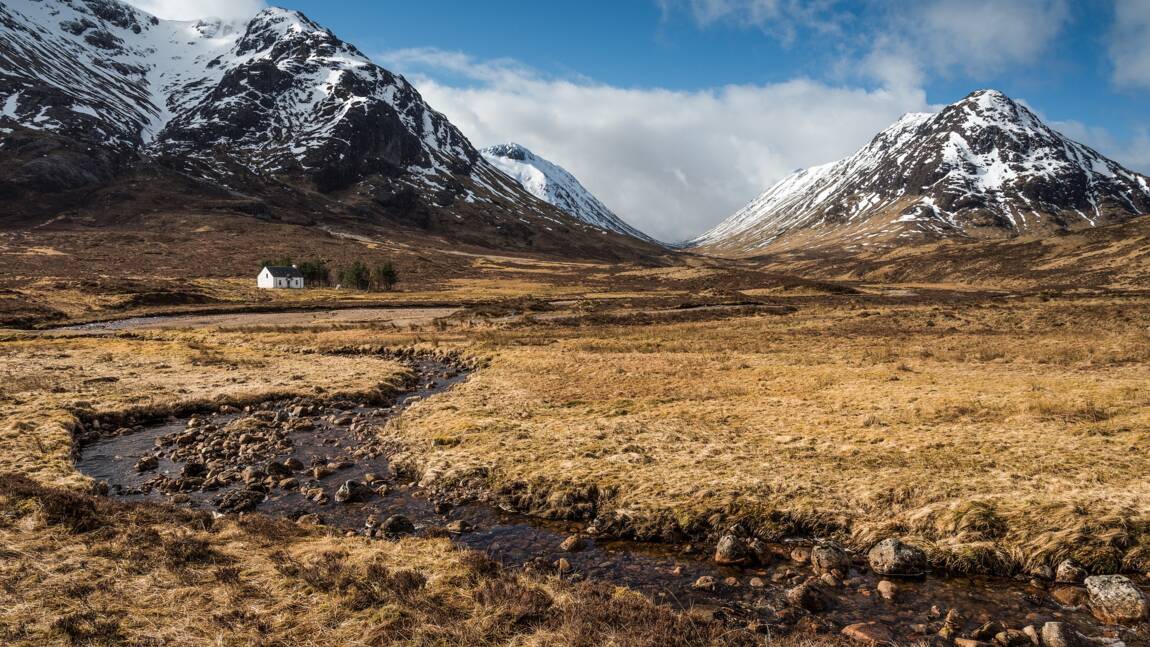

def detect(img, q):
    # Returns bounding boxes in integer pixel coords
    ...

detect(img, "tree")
[296,259,331,287]
[339,261,370,290]
[373,262,398,291]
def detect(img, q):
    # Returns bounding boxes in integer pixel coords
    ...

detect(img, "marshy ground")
[2,265,1149,645]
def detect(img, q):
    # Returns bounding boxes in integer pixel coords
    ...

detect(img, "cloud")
[123,0,266,21]
[1047,118,1150,174]
[657,0,845,44]
[382,49,928,242]
[664,0,1071,89]
[1110,0,1150,89]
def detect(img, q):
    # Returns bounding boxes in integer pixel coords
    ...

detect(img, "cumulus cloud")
[123,0,266,21]
[1109,0,1150,89]
[381,49,928,242]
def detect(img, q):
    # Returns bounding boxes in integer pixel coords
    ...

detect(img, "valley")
[3,0,1150,644]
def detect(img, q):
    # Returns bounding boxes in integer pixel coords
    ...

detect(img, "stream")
[75,357,1136,644]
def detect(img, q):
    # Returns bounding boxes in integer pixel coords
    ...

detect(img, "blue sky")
[132,0,1150,241]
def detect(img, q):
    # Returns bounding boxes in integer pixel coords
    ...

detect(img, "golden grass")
[390,297,1150,574]
[1,475,796,646]
[0,330,411,488]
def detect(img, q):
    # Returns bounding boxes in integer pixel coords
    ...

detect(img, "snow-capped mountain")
[691,90,1150,255]
[0,0,658,255]
[480,143,655,242]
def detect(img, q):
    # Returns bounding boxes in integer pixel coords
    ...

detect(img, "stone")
[1050,586,1089,607]
[213,488,264,513]
[1021,625,1039,646]
[296,513,321,527]
[723,576,739,587]
[876,579,897,600]
[692,575,716,591]
[939,609,963,640]
[379,514,415,535]
[994,629,1031,647]
[555,558,572,573]
[972,621,1005,641]
[811,542,851,576]
[181,462,207,478]
[954,639,993,647]
[841,622,895,646]
[560,534,587,552]
[444,520,472,534]
[134,455,159,472]
[867,538,927,576]
[749,577,765,588]
[790,546,811,563]
[334,480,372,504]
[1055,559,1087,584]
[1083,574,1149,625]
[1040,622,1083,647]
[277,477,299,490]
[714,535,750,565]
[284,457,304,471]
[785,579,830,612]
[820,573,841,587]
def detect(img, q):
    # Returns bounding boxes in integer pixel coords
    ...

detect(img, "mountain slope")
[692,90,1150,256]
[481,143,656,242]
[0,0,659,258]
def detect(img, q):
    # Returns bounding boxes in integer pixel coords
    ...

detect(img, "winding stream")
[75,356,1135,644]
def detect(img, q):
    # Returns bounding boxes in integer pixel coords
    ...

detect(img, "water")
[75,358,1137,643]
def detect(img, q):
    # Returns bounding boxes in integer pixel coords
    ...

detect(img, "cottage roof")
[263,265,303,278]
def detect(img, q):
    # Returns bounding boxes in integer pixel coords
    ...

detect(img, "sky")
[127,0,1150,243]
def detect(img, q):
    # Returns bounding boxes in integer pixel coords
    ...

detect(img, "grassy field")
[390,295,1150,576]
[3,283,1149,644]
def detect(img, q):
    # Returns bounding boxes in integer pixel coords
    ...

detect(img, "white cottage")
[257,265,304,289]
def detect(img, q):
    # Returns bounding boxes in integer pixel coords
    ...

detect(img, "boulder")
[134,455,159,472]
[785,579,831,612]
[1083,574,1149,625]
[994,629,1031,647]
[334,480,373,504]
[867,538,927,576]
[559,534,587,552]
[1039,622,1084,647]
[213,488,264,513]
[444,520,472,534]
[379,514,415,535]
[841,622,894,645]
[714,535,750,565]
[1055,559,1086,584]
[810,542,851,576]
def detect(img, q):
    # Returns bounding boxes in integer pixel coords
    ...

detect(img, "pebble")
[876,579,897,600]
[692,575,716,591]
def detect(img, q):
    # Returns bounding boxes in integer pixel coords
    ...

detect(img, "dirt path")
[57,306,460,331]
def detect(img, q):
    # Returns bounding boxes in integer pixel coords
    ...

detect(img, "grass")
[1,474,809,646]
[2,286,1149,642]
[387,296,1150,575]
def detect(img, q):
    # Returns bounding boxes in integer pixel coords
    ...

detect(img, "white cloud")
[382,49,928,242]
[1048,118,1150,174]
[665,1,1070,89]
[1110,0,1150,89]
[123,0,266,21]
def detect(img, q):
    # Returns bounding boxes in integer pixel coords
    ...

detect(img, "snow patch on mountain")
[481,143,655,242]
[692,90,1150,253]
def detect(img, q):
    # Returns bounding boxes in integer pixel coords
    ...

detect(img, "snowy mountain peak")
[481,143,656,242]
[692,89,1150,255]
[0,0,661,256]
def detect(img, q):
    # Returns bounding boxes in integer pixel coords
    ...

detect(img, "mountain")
[691,90,1150,256]
[0,0,659,257]
[480,143,655,242]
